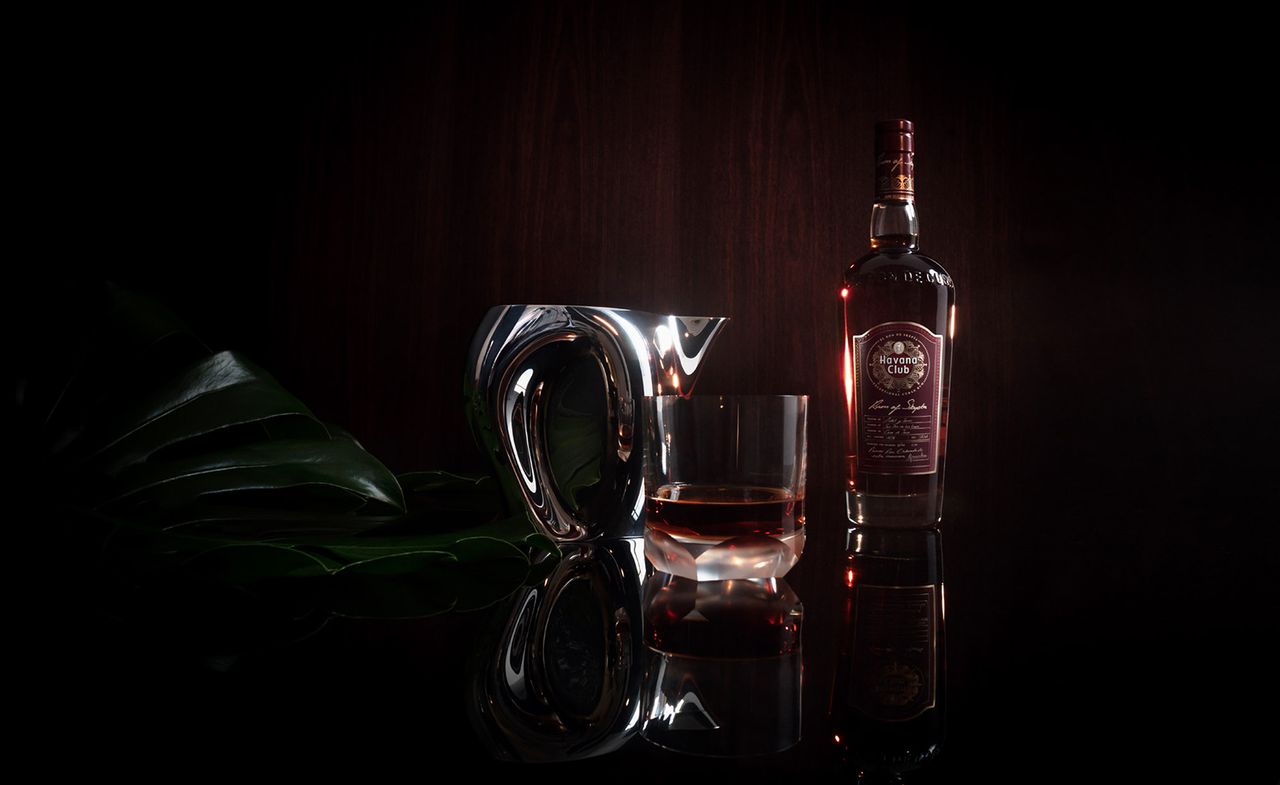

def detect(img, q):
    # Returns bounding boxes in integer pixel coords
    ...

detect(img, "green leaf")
[291,515,535,563]
[521,531,560,559]
[24,281,208,461]
[158,511,401,539]
[447,534,529,563]
[184,543,337,583]
[330,550,463,618]
[68,350,329,477]
[398,470,507,520]
[328,540,532,619]
[23,280,561,641]
[94,436,407,519]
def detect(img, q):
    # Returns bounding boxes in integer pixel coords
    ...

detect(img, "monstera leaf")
[23,283,402,522]
[17,281,556,647]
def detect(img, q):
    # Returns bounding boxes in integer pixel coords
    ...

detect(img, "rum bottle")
[841,119,955,527]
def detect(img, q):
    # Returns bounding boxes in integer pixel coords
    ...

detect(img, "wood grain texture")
[246,8,1042,620]
[256,4,1014,489]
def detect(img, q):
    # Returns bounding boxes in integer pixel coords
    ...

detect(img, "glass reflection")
[641,573,804,756]
[830,527,946,780]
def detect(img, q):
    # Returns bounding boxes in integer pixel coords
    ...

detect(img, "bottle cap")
[876,119,914,153]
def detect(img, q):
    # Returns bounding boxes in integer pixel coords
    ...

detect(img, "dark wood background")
[20,2,1279,778]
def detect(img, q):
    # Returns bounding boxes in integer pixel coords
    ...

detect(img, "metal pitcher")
[465,305,728,541]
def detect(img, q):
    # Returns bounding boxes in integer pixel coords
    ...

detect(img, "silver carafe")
[465,305,728,541]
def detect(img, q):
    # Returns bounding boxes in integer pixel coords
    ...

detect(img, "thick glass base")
[847,491,942,529]
[645,525,805,580]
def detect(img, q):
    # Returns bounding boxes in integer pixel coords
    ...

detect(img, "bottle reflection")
[641,573,803,756]
[467,537,647,762]
[830,527,946,780]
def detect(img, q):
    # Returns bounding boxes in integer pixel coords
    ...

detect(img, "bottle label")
[849,584,937,721]
[852,321,943,474]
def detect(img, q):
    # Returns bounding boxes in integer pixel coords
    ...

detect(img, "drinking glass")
[642,394,808,580]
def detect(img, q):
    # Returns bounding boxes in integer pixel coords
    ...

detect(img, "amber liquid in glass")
[645,483,804,540]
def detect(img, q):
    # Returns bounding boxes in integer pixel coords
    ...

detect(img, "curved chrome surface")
[465,305,728,541]
[466,536,648,762]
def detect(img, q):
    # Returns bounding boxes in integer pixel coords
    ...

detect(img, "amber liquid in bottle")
[842,119,955,528]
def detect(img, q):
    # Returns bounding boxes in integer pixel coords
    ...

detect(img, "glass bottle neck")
[870,199,918,251]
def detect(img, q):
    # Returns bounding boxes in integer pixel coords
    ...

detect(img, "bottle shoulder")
[844,249,954,289]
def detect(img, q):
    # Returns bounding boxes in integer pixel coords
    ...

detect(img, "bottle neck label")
[876,152,915,202]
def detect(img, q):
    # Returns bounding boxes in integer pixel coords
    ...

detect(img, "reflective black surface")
[40,479,1271,781]
[462,485,939,775]
[468,537,647,762]
[832,528,945,778]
